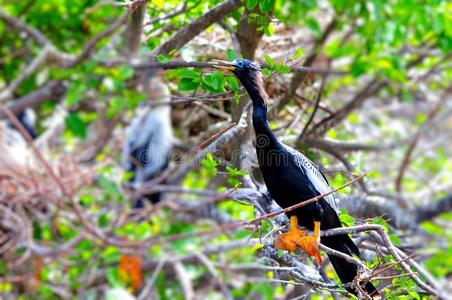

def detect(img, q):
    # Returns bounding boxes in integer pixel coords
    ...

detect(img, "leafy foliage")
[0,0,450,298]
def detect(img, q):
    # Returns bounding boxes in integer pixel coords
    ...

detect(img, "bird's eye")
[236,61,244,68]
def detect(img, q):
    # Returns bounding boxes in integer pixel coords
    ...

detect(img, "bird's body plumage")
[215,59,379,298]
[0,107,38,172]
[122,75,173,208]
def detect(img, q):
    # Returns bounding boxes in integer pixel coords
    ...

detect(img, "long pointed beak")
[211,60,236,71]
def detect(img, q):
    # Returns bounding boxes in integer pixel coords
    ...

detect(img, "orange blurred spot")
[34,256,43,282]
[119,255,142,293]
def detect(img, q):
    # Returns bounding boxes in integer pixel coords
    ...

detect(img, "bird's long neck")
[238,74,280,151]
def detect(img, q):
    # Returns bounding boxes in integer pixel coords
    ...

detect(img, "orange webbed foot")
[275,216,307,252]
[275,217,322,265]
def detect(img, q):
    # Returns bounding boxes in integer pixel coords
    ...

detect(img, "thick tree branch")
[2,80,65,115]
[153,0,243,56]
[124,2,146,56]
[132,60,347,75]
[415,194,452,223]
[308,53,434,137]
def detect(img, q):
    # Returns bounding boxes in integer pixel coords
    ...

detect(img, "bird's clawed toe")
[274,216,322,264]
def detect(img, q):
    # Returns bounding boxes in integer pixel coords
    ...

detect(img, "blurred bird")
[214,59,380,299]
[15,108,38,139]
[0,107,38,172]
[122,70,173,208]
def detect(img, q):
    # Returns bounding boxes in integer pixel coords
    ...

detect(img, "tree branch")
[2,80,65,115]
[153,0,243,57]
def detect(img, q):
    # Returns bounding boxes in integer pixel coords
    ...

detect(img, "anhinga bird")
[0,107,38,172]
[15,108,38,139]
[122,71,173,208]
[214,59,380,298]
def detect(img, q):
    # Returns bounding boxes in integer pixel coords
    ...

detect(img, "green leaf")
[389,233,401,246]
[106,268,121,287]
[373,217,389,232]
[66,80,85,106]
[276,65,291,74]
[339,209,355,226]
[157,54,170,63]
[305,18,321,38]
[177,69,200,79]
[246,0,258,10]
[118,65,134,80]
[263,54,274,67]
[294,48,304,59]
[79,194,93,206]
[227,48,239,61]
[264,23,275,36]
[65,113,87,139]
[106,96,124,118]
[259,0,274,13]
[226,166,248,176]
[262,68,271,76]
[178,78,199,91]
[226,76,239,91]
[203,71,224,92]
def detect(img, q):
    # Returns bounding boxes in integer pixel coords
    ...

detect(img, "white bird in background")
[122,70,173,208]
[0,108,38,173]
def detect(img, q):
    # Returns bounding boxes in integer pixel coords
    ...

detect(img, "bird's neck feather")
[237,72,280,150]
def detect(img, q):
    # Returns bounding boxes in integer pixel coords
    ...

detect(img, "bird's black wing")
[283,144,338,212]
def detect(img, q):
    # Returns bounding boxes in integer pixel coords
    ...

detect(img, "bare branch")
[2,80,65,115]
[132,60,347,75]
[297,75,327,143]
[153,0,243,56]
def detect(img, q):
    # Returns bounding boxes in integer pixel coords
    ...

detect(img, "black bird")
[6,108,38,139]
[1,107,38,172]
[16,108,38,139]
[122,71,173,208]
[214,59,380,298]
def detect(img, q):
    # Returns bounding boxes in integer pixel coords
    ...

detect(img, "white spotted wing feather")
[283,144,338,212]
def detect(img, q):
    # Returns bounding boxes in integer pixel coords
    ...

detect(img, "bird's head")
[138,68,170,106]
[213,59,268,109]
[213,59,261,81]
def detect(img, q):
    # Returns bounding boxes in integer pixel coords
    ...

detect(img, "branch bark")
[2,80,65,115]
[153,0,243,57]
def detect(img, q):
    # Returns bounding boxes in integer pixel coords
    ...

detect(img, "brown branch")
[132,60,347,75]
[99,173,366,249]
[0,10,128,101]
[2,80,66,115]
[63,13,129,68]
[308,79,387,137]
[415,194,452,223]
[124,2,146,56]
[145,1,202,26]
[309,52,435,137]
[153,0,243,56]
[168,104,250,184]
[0,104,106,241]
[276,18,337,112]
[218,20,241,54]
[296,75,327,144]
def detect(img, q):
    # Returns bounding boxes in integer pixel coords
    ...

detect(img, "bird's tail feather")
[321,234,380,299]
[133,193,161,209]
